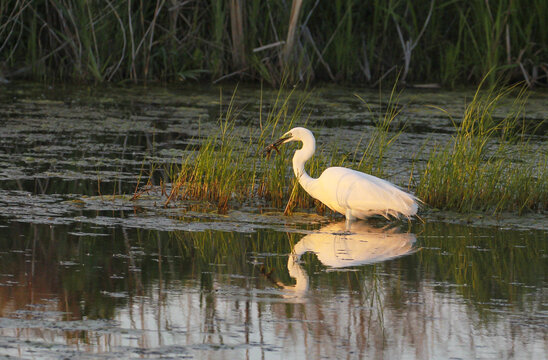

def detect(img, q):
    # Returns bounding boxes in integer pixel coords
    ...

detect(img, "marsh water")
[0,83,546,359]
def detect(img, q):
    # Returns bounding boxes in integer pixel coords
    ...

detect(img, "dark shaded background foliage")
[0,0,546,86]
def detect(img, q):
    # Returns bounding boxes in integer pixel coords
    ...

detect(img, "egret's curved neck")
[288,239,311,292]
[292,134,316,191]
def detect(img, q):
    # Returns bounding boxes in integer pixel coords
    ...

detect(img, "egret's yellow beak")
[262,133,292,157]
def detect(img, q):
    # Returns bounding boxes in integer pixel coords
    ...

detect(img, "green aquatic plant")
[417,83,548,213]
[165,88,248,211]
[165,85,306,212]
[354,84,405,178]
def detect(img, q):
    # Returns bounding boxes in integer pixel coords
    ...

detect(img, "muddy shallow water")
[0,82,546,359]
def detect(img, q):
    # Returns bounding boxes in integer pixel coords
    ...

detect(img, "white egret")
[264,127,419,221]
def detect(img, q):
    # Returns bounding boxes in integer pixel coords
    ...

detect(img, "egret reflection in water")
[284,221,417,293]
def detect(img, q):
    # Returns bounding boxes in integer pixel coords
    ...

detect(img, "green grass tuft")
[416,82,548,213]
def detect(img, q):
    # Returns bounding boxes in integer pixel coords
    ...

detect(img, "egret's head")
[280,127,313,143]
[276,127,313,145]
[262,127,314,158]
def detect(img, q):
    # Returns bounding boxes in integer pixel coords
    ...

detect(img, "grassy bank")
[159,83,547,217]
[1,1,546,87]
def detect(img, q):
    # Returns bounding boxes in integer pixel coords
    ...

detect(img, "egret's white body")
[272,127,419,220]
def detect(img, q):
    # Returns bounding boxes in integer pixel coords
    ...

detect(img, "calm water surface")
[0,83,546,359]
[0,220,545,359]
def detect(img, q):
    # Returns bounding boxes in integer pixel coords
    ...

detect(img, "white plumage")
[266,127,419,220]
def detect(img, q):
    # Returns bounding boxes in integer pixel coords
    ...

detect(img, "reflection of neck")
[286,254,309,292]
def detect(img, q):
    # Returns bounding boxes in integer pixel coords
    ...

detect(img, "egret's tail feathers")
[381,190,419,219]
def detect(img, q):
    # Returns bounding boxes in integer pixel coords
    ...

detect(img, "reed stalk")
[230,0,246,69]
[282,0,303,64]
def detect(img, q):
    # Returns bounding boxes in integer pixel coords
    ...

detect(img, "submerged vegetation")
[0,0,547,87]
[160,83,547,217]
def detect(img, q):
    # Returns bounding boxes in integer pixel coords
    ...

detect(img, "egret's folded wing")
[319,167,418,218]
